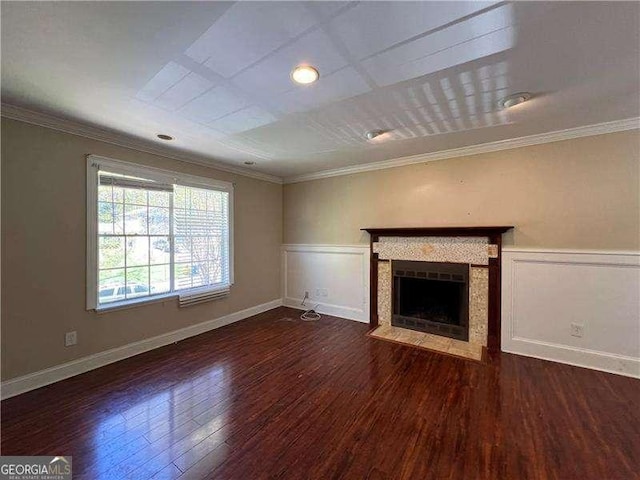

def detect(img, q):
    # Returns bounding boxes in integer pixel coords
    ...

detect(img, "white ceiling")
[2,1,639,179]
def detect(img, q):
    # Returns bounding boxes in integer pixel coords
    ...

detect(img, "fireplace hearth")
[392,260,469,341]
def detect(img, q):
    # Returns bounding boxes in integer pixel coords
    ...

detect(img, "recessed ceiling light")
[244,161,255,165]
[365,130,386,141]
[498,92,531,109]
[291,65,319,85]
[157,134,174,141]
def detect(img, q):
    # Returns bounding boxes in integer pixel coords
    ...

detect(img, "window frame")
[86,154,234,311]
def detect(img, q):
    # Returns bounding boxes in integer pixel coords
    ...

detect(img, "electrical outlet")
[315,288,321,297]
[570,323,584,338]
[65,331,77,346]
[321,288,328,298]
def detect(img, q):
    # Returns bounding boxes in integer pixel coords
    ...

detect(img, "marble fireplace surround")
[362,227,513,357]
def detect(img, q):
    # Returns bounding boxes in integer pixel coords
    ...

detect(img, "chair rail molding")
[502,248,640,378]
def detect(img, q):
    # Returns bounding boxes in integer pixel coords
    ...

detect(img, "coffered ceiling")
[2,1,639,180]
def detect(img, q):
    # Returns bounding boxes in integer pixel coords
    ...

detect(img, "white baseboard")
[502,338,640,379]
[0,298,283,400]
[283,297,368,323]
[502,249,640,378]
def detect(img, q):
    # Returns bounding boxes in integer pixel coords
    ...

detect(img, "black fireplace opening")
[392,260,469,341]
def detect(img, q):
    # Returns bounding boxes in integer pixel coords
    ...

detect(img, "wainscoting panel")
[282,244,370,322]
[502,249,640,378]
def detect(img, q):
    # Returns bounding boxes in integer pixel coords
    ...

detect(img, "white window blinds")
[173,185,231,292]
[87,155,234,310]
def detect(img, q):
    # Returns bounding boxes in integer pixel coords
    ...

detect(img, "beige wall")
[284,130,640,250]
[2,119,638,381]
[1,118,282,380]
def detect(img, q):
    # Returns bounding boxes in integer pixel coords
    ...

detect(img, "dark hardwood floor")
[2,307,639,479]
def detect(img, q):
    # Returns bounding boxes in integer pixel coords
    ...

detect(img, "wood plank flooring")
[1,307,639,479]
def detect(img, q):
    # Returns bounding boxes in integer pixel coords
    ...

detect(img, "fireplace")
[392,260,469,341]
[363,226,513,355]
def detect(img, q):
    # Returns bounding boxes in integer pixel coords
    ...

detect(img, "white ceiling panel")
[2,1,638,178]
[329,1,498,61]
[210,106,277,135]
[307,2,352,19]
[187,2,318,78]
[178,86,249,125]
[361,4,515,86]
[278,67,370,114]
[233,29,349,99]
[136,62,191,103]
[240,117,345,154]
[154,72,214,111]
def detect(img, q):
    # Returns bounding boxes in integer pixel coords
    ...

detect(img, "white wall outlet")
[315,288,321,297]
[570,323,584,338]
[65,331,77,347]
[321,288,328,297]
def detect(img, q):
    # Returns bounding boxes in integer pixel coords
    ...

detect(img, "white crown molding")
[4,103,638,186]
[284,117,640,184]
[0,103,283,184]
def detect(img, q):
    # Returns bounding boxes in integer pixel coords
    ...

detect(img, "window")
[87,155,233,310]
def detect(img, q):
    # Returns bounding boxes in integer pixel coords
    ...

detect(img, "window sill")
[94,292,178,314]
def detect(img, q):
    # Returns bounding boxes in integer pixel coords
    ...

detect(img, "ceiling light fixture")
[365,130,386,141]
[291,65,319,85]
[498,92,531,109]
[156,134,174,141]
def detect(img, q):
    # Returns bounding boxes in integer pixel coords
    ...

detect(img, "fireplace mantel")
[362,226,514,355]
[361,226,513,237]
